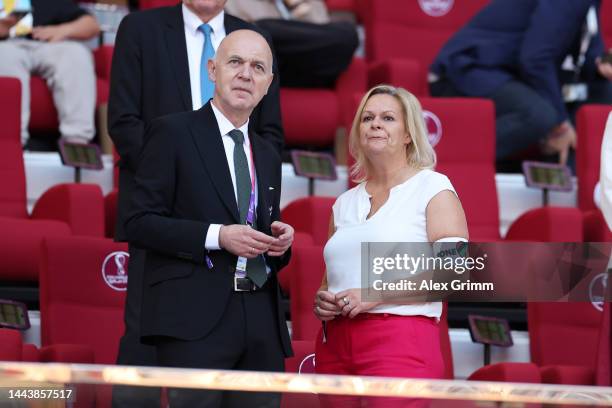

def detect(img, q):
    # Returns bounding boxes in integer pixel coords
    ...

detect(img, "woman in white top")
[313,85,468,407]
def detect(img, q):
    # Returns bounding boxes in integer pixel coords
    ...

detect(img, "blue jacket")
[430,0,605,122]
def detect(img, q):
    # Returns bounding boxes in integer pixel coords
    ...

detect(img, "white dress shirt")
[183,4,226,110]
[204,102,256,250]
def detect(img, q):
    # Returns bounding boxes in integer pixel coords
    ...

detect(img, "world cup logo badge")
[418,0,454,17]
[298,353,316,374]
[589,272,608,312]
[102,251,129,291]
[423,110,442,147]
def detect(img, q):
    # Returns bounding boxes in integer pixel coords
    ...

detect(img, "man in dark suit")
[430,0,612,166]
[125,29,293,408]
[108,2,284,404]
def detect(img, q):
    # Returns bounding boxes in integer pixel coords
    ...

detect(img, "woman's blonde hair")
[349,84,436,183]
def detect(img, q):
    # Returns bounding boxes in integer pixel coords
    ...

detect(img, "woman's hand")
[335,288,380,318]
[314,290,341,321]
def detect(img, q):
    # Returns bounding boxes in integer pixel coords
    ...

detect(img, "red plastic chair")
[361,0,490,96]
[40,236,129,407]
[0,77,105,283]
[528,302,604,385]
[29,45,113,137]
[281,340,319,408]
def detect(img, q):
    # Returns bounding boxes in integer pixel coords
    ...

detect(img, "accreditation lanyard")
[574,6,598,81]
[235,143,257,279]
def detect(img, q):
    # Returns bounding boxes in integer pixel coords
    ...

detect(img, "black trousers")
[112,245,161,408]
[255,19,358,88]
[430,78,612,161]
[155,285,285,408]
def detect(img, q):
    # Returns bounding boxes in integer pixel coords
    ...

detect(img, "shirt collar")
[182,4,225,35]
[210,101,250,144]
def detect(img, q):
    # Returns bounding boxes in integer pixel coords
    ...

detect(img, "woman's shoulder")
[335,182,365,205]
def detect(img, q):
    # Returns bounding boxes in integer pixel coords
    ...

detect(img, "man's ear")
[208,59,216,83]
[263,73,273,95]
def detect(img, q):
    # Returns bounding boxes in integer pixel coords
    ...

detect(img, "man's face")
[209,30,274,115]
[183,0,227,19]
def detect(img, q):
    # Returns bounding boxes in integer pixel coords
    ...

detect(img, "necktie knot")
[198,23,212,37]
[229,129,244,145]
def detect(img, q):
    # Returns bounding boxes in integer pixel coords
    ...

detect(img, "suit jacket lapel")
[191,104,240,223]
[250,133,272,230]
[164,5,192,111]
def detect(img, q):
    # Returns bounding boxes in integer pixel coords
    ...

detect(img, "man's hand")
[32,25,69,42]
[542,120,576,165]
[267,221,294,257]
[219,225,275,258]
[596,55,612,81]
[0,16,18,38]
[314,290,341,321]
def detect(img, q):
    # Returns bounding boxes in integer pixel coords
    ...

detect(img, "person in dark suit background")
[107,2,284,405]
[430,0,612,166]
[125,29,293,408]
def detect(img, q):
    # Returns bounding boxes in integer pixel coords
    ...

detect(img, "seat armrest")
[367,58,426,96]
[32,183,105,237]
[505,207,583,242]
[468,362,541,383]
[39,344,95,364]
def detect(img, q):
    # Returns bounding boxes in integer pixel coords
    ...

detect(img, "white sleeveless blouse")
[324,169,456,317]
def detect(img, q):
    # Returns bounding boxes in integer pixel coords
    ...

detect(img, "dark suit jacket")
[108,5,284,240]
[430,0,605,123]
[125,102,292,357]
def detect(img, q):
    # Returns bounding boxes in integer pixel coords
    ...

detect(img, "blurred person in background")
[430,0,612,167]
[0,0,100,149]
[225,0,358,88]
[313,84,468,407]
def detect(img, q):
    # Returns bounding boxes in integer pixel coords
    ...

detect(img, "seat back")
[576,104,612,211]
[362,0,489,64]
[40,236,128,365]
[282,340,319,408]
[139,0,178,9]
[528,303,603,368]
[0,77,28,219]
[290,245,326,341]
[281,197,336,246]
[420,97,500,241]
[0,328,23,361]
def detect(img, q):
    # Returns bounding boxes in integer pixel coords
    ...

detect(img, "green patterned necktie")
[228,129,267,287]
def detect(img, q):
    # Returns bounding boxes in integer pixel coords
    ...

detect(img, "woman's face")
[359,94,411,159]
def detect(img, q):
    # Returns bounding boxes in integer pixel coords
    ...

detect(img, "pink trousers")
[315,313,445,408]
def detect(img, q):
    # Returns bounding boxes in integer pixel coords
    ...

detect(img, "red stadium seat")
[40,236,129,407]
[138,0,178,9]
[528,302,604,385]
[281,197,335,246]
[576,104,612,241]
[0,77,105,283]
[282,58,367,147]
[29,45,113,137]
[360,0,490,96]
[282,340,319,408]
[289,245,326,341]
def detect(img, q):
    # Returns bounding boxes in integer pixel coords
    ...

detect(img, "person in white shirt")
[601,112,612,231]
[313,84,468,407]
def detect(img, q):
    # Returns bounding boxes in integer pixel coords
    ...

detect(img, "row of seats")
[283,243,609,387]
[2,75,609,285]
[2,234,607,408]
